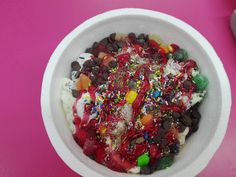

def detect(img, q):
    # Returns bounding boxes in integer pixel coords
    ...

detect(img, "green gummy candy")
[156,156,174,170]
[173,49,188,61]
[137,153,150,167]
[193,74,208,91]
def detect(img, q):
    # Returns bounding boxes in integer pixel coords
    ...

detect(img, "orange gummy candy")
[76,73,91,91]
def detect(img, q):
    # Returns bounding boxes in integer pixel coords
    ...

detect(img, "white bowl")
[41,8,231,177]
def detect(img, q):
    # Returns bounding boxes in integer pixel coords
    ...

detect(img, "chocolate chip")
[137,38,145,45]
[108,60,117,68]
[101,66,109,73]
[93,58,102,66]
[128,32,136,43]
[157,128,166,137]
[183,80,192,90]
[112,43,118,52]
[138,33,146,39]
[116,41,126,48]
[163,146,170,155]
[91,76,97,86]
[83,60,92,68]
[71,61,81,71]
[178,124,186,133]
[160,139,168,148]
[162,120,171,131]
[140,166,151,174]
[181,114,192,126]
[85,48,93,53]
[172,112,180,120]
[106,43,114,52]
[143,43,150,49]
[100,38,109,46]
[191,110,201,120]
[92,42,99,49]
[72,89,80,98]
[153,136,161,144]
[102,73,109,80]
[91,48,99,57]
[191,124,199,133]
[91,67,99,75]
[109,33,116,41]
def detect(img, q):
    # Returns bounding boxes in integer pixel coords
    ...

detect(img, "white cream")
[164,59,182,76]
[61,78,74,93]
[121,104,133,123]
[76,92,91,118]
[178,127,190,145]
[76,53,93,67]
[190,91,206,107]
[60,78,76,132]
[128,166,141,174]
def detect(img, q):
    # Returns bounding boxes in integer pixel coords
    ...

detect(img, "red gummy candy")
[83,138,99,156]
[95,147,106,164]
[74,128,88,147]
[149,40,159,50]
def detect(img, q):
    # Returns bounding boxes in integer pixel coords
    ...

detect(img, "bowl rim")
[41,8,231,177]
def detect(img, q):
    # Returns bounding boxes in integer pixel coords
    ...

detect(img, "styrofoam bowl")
[41,8,231,177]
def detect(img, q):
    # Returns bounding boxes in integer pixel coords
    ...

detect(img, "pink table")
[0,0,235,176]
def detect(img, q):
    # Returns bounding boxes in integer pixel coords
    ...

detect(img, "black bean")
[140,166,151,174]
[108,60,118,68]
[71,61,81,71]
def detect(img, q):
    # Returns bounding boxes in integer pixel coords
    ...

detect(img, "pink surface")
[0,0,235,177]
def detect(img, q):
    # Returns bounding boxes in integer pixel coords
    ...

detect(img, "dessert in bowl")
[41,8,231,177]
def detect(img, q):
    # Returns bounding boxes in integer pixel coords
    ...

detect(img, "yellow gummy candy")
[125,90,138,104]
